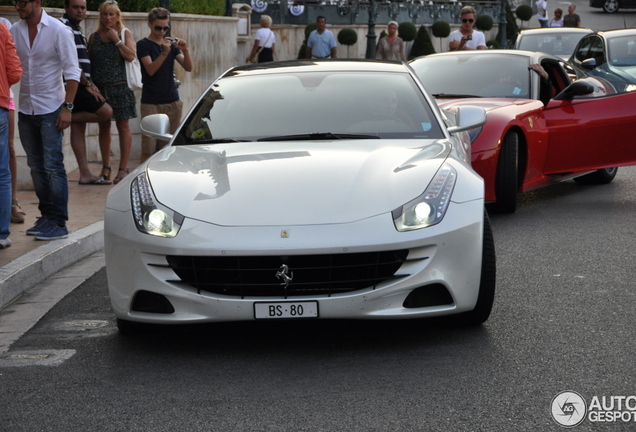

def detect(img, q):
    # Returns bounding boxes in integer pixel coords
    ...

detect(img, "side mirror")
[447,106,487,134]
[553,79,595,100]
[581,57,597,70]
[140,114,173,141]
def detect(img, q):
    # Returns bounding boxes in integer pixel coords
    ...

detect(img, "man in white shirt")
[11,0,81,241]
[536,0,549,28]
[449,6,487,51]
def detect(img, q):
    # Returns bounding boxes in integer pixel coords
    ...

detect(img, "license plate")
[254,301,319,319]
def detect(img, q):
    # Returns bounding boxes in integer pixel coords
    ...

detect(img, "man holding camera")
[137,7,192,162]
[449,6,486,51]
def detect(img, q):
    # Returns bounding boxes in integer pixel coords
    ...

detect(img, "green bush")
[409,25,435,60]
[338,28,358,46]
[376,29,388,48]
[431,20,451,38]
[26,0,223,14]
[431,20,450,53]
[298,22,318,59]
[398,21,417,42]
[475,14,494,31]
[170,0,225,15]
[516,4,534,24]
[487,39,500,49]
[507,2,520,41]
[338,28,358,58]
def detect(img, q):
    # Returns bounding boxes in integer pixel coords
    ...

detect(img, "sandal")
[99,165,112,181]
[11,199,26,224]
[113,168,129,185]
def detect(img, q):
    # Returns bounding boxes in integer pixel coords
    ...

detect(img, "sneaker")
[26,216,50,236]
[34,221,68,241]
[0,238,11,249]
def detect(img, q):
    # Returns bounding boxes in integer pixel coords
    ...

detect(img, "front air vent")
[164,250,415,297]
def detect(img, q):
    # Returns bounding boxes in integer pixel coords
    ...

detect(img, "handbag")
[120,28,143,90]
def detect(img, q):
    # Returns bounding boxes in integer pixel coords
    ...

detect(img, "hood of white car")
[146,140,451,226]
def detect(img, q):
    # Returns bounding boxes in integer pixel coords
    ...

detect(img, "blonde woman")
[247,15,275,63]
[376,21,405,61]
[88,1,136,184]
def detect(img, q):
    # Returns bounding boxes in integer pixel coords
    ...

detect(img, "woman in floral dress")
[89,1,137,184]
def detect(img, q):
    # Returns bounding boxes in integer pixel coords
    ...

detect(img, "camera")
[169,38,178,47]
[466,35,472,41]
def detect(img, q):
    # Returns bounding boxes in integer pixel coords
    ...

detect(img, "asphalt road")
[1,165,636,431]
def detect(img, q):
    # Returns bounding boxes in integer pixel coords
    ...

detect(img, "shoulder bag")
[120,28,143,90]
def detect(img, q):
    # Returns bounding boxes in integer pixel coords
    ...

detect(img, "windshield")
[608,36,636,66]
[174,71,443,144]
[518,32,588,57]
[411,54,531,99]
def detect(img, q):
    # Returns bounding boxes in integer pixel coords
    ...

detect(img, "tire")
[457,209,496,326]
[573,167,618,185]
[492,131,519,214]
[603,0,619,13]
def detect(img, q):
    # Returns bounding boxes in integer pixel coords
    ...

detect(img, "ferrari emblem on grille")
[276,264,294,288]
[281,229,290,238]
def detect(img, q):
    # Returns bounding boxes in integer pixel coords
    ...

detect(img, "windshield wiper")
[432,93,482,98]
[257,132,380,142]
[188,138,250,144]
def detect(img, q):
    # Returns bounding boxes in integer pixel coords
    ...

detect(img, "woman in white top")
[247,15,275,63]
[549,8,564,27]
[449,6,487,51]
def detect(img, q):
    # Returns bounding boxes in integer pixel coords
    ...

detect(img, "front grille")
[164,250,413,297]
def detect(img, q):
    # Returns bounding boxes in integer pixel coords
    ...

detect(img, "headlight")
[131,172,184,237]
[393,163,457,231]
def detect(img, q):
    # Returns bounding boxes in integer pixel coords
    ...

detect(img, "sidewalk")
[0,160,137,311]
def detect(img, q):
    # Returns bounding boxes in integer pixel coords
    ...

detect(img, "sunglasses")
[12,0,35,8]
[154,26,170,32]
[462,18,474,23]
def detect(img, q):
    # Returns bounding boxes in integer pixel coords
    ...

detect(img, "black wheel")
[492,131,519,213]
[457,209,496,326]
[603,0,619,13]
[573,167,618,185]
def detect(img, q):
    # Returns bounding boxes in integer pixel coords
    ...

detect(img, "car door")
[541,86,636,173]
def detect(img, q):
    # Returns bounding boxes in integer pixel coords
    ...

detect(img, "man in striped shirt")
[61,0,114,185]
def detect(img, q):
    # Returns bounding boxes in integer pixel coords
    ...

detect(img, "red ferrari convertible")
[410,50,636,212]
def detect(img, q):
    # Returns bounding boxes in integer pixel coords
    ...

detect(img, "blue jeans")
[539,20,549,28]
[18,110,69,226]
[0,108,10,240]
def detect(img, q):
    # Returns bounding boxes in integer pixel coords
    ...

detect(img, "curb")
[0,221,104,311]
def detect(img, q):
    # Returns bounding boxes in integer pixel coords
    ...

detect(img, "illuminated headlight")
[393,164,457,231]
[131,172,184,237]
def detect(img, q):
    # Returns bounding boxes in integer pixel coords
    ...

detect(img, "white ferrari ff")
[104,60,494,333]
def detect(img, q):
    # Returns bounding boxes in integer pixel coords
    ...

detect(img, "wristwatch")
[84,81,92,88]
[62,102,74,112]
